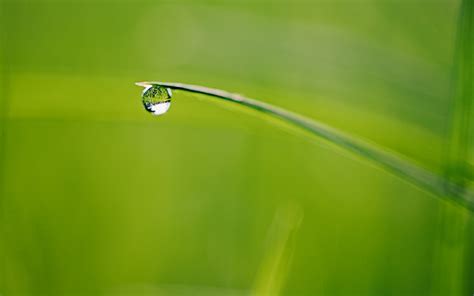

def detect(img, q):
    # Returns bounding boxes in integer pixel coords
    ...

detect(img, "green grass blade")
[446,0,473,188]
[137,81,474,212]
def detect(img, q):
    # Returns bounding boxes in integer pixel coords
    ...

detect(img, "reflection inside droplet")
[139,83,172,116]
[144,100,171,116]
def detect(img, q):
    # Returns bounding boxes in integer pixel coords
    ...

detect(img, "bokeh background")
[1,0,473,295]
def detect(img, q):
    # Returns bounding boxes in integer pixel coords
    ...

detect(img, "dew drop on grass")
[141,84,172,116]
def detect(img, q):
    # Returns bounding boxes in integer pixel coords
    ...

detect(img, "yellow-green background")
[1,0,473,295]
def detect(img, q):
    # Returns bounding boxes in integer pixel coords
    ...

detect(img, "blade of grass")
[136,81,474,212]
[446,0,473,188]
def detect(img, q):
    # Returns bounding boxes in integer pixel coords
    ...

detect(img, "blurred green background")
[1,0,473,295]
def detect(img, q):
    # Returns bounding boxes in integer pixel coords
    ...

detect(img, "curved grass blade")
[136,81,474,212]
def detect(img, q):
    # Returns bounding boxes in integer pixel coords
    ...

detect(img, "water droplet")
[140,84,172,116]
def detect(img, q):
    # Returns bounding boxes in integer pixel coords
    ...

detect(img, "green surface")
[1,0,473,295]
